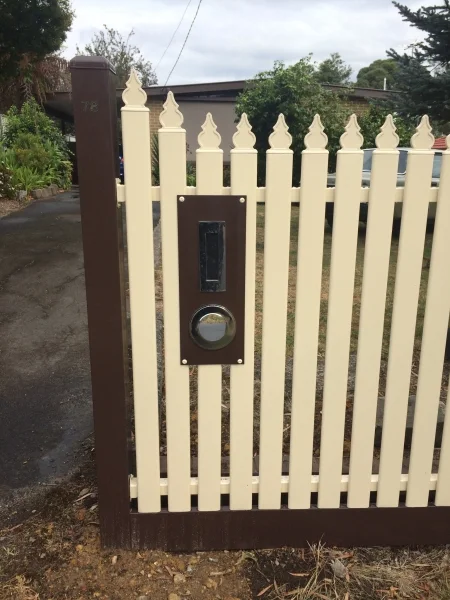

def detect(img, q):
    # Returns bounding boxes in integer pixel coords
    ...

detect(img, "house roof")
[432,136,448,150]
[44,79,394,122]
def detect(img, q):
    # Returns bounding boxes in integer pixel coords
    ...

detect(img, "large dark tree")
[0,0,73,108]
[356,59,398,89]
[389,1,450,128]
[76,26,157,87]
[315,53,352,85]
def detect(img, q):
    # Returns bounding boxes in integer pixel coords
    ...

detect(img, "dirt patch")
[0,197,29,218]
[0,452,251,600]
[3,451,450,600]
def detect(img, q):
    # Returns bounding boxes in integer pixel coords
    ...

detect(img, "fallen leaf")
[257,583,273,597]
[165,565,175,577]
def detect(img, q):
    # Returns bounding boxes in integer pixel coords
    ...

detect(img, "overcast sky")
[63,0,425,86]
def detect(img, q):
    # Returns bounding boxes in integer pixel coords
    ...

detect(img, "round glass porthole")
[190,305,236,350]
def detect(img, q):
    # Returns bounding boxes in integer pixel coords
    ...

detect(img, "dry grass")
[254,204,433,360]
[246,543,450,600]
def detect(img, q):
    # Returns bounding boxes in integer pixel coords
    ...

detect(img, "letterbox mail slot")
[177,195,246,366]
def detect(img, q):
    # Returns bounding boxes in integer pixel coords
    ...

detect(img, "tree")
[0,0,73,108]
[76,26,157,87]
[315,53,352,85]
[236,58,350,183]
[388,1,450,128]
[358,103,416,148]
[356,59,398,89]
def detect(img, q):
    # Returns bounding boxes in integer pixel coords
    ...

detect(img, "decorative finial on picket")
[233,113,256,149]
[198,113,221,148]
[340,114,363,150]
[122,69,147,106]
[304,114,328,150]
[411,115,434,150]
[375,115,399,150]
[159,91,184,128]
[269,114,292,150]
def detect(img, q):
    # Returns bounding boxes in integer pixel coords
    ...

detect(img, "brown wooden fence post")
[70,56,131,548]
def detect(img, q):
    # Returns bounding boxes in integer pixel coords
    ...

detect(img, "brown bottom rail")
[123,506,450,551]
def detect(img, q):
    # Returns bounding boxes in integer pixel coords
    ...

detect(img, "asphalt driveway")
[0,188,159,509]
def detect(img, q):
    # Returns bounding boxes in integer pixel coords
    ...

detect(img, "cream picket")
[119,80,450,515]
[288,115,328,509]
[121,71,160,512]
[196,113,224,511]
[318,115,364,508]
[158,92,191,512]
[347,116,399,508]
[229,115,258,510]
[377,117,435,507]
[408,136,450,506]
[258,115,293,509]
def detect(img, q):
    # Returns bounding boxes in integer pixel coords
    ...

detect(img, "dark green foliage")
[3,98,68,151]
[356,59,398,89]
[76,26,157,87]
[358,103,416,148]
[1,99,71,192]
[0,0,73,81]
[236,59,350,183]
[315,53,352,85]
[0,0,72,108]
[389,1,450,129]
[0,161,17,199]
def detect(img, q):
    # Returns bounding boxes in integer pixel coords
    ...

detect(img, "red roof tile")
[432,136,447,150]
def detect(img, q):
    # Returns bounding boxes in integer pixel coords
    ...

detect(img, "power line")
[154,0,194,73]
[163,0,203,89]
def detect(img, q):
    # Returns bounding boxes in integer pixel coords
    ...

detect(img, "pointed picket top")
[269,114,292,150]
[340,114,363,150]
[122,69,147,106]
[159,91,184,128]
[198,113,221,148]
[446,134,450,150]
[304,114,328,150]
[232,113,256,149]
[375,115,399,150]
[411,115,435,150]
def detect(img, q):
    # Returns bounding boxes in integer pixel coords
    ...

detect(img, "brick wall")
[147,99,164,133]
[342,98,370,116]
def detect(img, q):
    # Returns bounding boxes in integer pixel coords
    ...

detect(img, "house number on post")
[177,195,246,366]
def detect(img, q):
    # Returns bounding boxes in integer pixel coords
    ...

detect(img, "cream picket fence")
[121,70,450,514]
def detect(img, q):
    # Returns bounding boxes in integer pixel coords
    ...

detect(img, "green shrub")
[186,162,196,186]
[0,160,17,199]
[11,132,51,171]
[11,166,44,193]
[3,98,69,156]
[1,98,72,192]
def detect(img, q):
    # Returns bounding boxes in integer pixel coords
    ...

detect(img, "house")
[44,80,393,163]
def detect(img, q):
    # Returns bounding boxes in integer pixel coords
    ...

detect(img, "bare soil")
[0,197,28,218]
[2,454,450,600]
[0,451,251,600]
